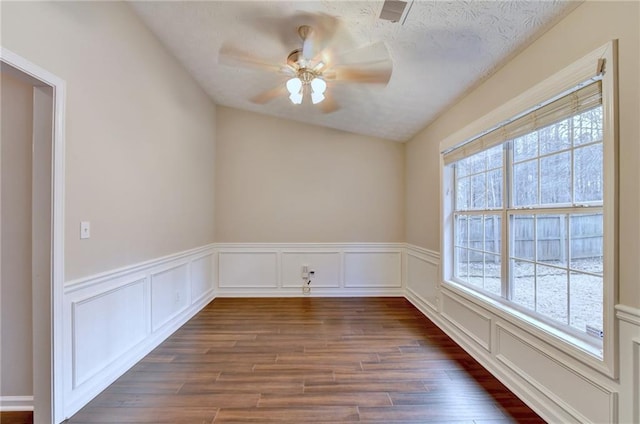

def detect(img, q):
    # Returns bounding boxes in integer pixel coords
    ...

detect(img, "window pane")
[484,215,501,254]
[573,106,603,146]
[570,213,603,274]
[536,264,568,325]
[569,272,603,335]
[513,133,538,162]
[455,247,469,282]
[513,160,538,207]
[539,119,570,155]
[540,152,571,204]
[468,150,486,174]
[511,259,535,310]
[536,214,567,267]
[486,145,503,170]
[511,215,534,260]
[455,215,468,248]
[574,143,603,203]
[468,254,483,289]
[471,173,486,209]
[487,169,503,209]
[469,216,483,251]
[456,157,470,178]
[456,176,470,211]
[484,253,501,296]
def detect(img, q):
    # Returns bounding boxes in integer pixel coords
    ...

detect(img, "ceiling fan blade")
[322,42,392,84]
[320,91,340,114]
[250,84,287,105]
[218,44,284,73]
[244,11,348,60]
[328,66,392,84]
[335,41,392,66]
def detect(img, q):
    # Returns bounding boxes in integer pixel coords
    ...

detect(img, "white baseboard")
[0,396,34,412]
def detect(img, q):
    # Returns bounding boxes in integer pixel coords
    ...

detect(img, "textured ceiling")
[130,1,578,142]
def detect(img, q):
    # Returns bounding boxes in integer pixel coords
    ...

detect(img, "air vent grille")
[379,0,407,23]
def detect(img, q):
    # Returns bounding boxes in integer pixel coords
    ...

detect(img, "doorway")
[1,48,65,424]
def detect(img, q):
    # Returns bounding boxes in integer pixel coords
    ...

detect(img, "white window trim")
[440,41,618,378]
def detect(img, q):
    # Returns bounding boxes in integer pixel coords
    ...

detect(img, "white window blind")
[444,81,602,165]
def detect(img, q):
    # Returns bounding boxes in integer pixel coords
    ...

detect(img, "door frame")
[1,47,66,424]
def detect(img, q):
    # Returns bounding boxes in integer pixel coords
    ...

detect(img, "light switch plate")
[80,221,90,239]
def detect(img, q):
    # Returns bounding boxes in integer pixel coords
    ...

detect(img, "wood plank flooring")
[0,411,34,424]
[64,297,546,423]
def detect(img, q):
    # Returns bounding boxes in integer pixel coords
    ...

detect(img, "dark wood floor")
[64,297,545,423]
[0,411,33,424]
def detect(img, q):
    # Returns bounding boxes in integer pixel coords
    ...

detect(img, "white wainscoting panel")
[405,247,439,312]
[441,290,492,351]
[616,305,640,423]
[72,279,147,388]
[215,244,405,296]
[281,252,341,288]
[344,251,402,288]
[150,264,190,332]
[495,323,617,424]
[59,242,634,424]
[218,252,278,288]
[62,244,216,419]
[190,254,214,304]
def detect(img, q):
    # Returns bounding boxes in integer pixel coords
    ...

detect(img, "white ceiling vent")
[379,0,410,24]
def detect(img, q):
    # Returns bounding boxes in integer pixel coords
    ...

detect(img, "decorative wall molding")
[405,244,440,263]
[441,290,492,352]
[64,244,215,293]
[71,278,148,388]
[616,306,640,424]
[495,323,618,424]
[615,304,640,326]
[55,242,639,424]
[62,244,216,419]
[403,247,637,424]
[215,243,405,296]
[0,396,34,412]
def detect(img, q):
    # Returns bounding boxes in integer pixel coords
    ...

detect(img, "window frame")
[440,42,618,378]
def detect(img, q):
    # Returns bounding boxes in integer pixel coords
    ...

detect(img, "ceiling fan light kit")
[218,17,393,112]
[286,74,327,105]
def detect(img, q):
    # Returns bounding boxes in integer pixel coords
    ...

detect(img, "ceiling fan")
[218,13,393,113]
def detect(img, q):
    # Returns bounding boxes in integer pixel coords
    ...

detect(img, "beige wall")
[405,1,640,307]
[1,1,217,280]
[215,106,404,243]
[0,72,34,396]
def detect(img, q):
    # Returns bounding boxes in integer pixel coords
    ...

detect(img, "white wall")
[215,106,405,243]
[0,71,34,398]
[1,1,218,281]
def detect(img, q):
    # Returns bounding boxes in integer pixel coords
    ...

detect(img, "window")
[443,77,613,357]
